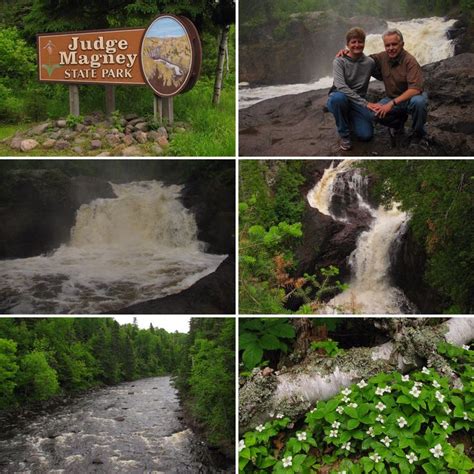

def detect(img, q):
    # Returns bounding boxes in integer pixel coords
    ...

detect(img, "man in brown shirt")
[368,28,428,139]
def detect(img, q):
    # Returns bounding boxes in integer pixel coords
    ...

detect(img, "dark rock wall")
[0,170,114,259]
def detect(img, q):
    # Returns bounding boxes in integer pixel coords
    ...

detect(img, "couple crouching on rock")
[327,27,428,151]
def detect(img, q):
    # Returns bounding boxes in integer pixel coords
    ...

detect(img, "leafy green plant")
[310,339,343,357]
[240,342,474,473]
[239,319,296,371]
[110,110,124,132]
[65,113,84,128]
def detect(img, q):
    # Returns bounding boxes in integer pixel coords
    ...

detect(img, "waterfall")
[0,181,226,314]
[240,16,456,109]
[307,161,414,314]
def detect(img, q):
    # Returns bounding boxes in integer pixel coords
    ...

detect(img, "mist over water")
[240,17,456,109]
[307,161,414,314]
[0,181,226,314]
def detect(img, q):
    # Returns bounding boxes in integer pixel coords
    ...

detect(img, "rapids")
[0,377,230,473]
[0,181,226,314]
[239,16,456,109]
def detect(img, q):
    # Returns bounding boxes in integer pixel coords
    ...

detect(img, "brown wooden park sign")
[37,15,201,123]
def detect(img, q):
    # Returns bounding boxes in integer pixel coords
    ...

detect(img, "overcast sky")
[114,315,190,333]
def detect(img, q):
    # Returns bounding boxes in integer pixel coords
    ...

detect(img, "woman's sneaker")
[340,138,352,151]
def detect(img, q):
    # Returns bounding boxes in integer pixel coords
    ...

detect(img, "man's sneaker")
[340,138,352,151]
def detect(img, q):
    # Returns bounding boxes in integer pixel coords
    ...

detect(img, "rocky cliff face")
[240,53,474,156]
[0,170,114,259]
[240,11,387,85]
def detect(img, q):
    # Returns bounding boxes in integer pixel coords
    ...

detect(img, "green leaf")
[347,418,360,430]
[242,344,263,370]
[239,332,258,349]
[259,334,284,350]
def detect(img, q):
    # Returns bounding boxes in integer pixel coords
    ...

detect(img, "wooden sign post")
[37,17,201,122]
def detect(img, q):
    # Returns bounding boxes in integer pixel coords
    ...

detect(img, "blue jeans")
[327,92,374,141]
[377,92,428,136]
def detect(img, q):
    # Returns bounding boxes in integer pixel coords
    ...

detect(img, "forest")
[239,317,474,473]
[0,317,235,460]
[240,0,473,29]
[0,0,235,156]
[239,160,474,315]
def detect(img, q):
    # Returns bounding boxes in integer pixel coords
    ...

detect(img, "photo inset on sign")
[142,15,193,97]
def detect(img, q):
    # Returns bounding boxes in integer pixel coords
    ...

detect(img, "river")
[0,377,230,473]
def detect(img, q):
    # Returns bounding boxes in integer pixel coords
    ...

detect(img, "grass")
[0,77,235,157]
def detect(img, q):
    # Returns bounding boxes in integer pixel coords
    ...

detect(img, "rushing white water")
[307,161,413,314]
[0,181,226,314]
[240,16,456,109]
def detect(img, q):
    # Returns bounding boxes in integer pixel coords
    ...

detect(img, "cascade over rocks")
[0,170,114,258]
[239,318,474,433]
[240,53,474,156]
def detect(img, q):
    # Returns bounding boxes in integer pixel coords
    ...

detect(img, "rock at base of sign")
[56,120,67,128]
[55,140,71,150]
[42,139,57,149]
[121,145,142,156]
[20,139,39,152]
[90,139,102,150]
[150,144,164,156]
[29,122,51,135]
[134,131,147,144]
[157,136,169,148]
[122,135,135,146]
[105,134,121,147]
[134,122,149,132]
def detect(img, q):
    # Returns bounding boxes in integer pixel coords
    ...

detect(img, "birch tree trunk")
[212,24,230,106]
[239,318,474,433]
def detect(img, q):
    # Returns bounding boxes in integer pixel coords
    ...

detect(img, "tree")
[16,351,60,401]
[0,338,19,408]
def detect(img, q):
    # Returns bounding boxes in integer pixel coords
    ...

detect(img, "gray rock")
[122,135,135,146]
[54,140,71,150]
[134,131,147,144]
[75,124,86,133]
[125,113,139,121]
[42,139,56,149]
[20,139,39,152]
[30,122,51,135]
[128,117,146,126]
[72,146,83,154]
[134,122,149,132]
[157,136,169,148]
[49,131,62,140]
[105,134,121,147]
[96,151,111,156]
[10,137,23,150]
[125,125,134,134]
[157,126,168,138]
[56,119,67,128]
[121,145,142,156]
[90,140,102,149]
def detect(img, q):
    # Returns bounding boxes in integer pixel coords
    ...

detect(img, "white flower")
[383,386,392,393]
[375,387,385,396]
[282,456,293,468]
[297,432,307,441]
[444,406,452,415]
[430,444,444,458]
[401,374,410,382]
[435,391,445,403]
[332,421,341,429]
[366,426,375,437]
[310,407,317,413]
[276,413,284,419]
[338,471,347,474]
[375,414,385,424]
[463,411,469,420]
[336,406,344,414]
[432,380,441,388]
[409,386,421,398]
[462,344,470,350]
[440,420,449,430]
[349,402,358,408]
[342,396,350,403]
[269,412,274,418]
[238,440,245,452]
[422,367,430,375]
[329,429,338,438]
[414,381,423,388]
[406,452,418,464]
[341,388,352,396]
[369,452,382,463]
[341,441,351,451]
[381,436,392,447]
[397,416,408,428]
[255,424,265,432]
[357,379,368,388]
[375,402,386,411]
